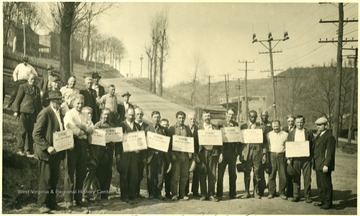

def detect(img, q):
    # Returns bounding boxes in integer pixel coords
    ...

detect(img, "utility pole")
[344,47,358,143]
[236,78,242,123]
[140,55,144,78]
[252,32,289,119]
[22,10,26,56]
[224,74,229,110]
[208,75,211,105]
[239,60,254,122]
[319,3,358,145]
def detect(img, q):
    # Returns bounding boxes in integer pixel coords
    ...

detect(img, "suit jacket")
[13,83,42,115]
[286,128,315,159]
[217,120,240,156]
[190,124,200,154]
[314,130,336,171]
[80,88,99,123]
[117,101,134,123]
[40,74,54,94]
[240,122,266,161]
[168,123,193,159]
[93,84,105,98]
[33,106,64,161]
[145,123,170,163]
[197,123,220,156]
[282,125,295,133]
[115,120,141,154]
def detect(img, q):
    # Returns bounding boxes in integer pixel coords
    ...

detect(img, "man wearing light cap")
[80,77,99,123]
[313,117,336,210]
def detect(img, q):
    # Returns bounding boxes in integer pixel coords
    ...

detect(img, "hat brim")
[48,96,62,100]
[122,94,131,97]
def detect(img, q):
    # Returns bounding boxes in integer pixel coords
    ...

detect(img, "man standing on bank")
[13,74,42,157]
[198,111,220,202]
[117,91,134,123]
[286,115,314,203]
[33,90,64,213]
[313,117,336,210]
[216,108,239,200]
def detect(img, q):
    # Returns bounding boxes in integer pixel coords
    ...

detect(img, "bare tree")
[189,54,208,106]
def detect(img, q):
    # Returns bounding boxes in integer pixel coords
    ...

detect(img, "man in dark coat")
[13,74,42,156]
[40,64,55,97]
[80,77,99,123]
[117,91,134,123]
[33,90,64,213]
[313,117,336,210]
[282,114,295,197]
[286,115,314,203]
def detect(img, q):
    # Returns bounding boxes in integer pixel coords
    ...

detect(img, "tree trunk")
[153,47,158,94]
[85,20,91,68]
[59,2,75,83]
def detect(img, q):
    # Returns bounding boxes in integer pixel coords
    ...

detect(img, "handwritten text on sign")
[198,130,223,146]
[106,127,123,142]
[53,129,74,152]
[285,141,310,157]
[221,127,241,143]
[240,129,263,144]
[90,129,107,146]
[172,135,194,153]
[147,131,170,152]
[123,131,147,152]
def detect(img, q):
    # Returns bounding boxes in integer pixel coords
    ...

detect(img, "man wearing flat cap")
[80,77,100,123]
[7,56,38,108]
[40,65,55,97]
[117,91,134,123]
[33,90,64,213]
[313,117,336,210]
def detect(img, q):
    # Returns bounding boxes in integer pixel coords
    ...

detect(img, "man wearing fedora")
[41,75,62,108]
[40,65,55,97]
[92,72,105,101]
[13,74,42,157]
[32,90,64,213]
[313,117,336,210]
[117,91,134,123]
[7,56,38,108]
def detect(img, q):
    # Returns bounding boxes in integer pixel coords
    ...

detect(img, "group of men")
[8,56,336,213]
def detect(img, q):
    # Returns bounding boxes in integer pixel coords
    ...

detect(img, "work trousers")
[268,152,287,196]
[186,168,200,196]
[64,138,88,203]
[292,157,312,199]
[217,144,237,198]
[199,149,218,198]
[171,152,190,198]
[8,80,27,106]
[18,112,36,153]
[316,170,333,207]
[96,144,114,199]
[146,153,166,198]
[243,144,262,196]
[37,155,61,208]
[285,163,294,197]
[164,160,172,197]
[136,151,145,196]
[117,152,139,200]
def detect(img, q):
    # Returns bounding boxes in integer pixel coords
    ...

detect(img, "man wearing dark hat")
[92,72,105,103]
[117,91,134,123]
[80,77,100,123]
[198,111,220,202]
[41,75,62,108]
[286,115,314,203]
[7,56,38,108]
[13,74,42,157]
[40,65,55,97]
[33,90,64,213]
[313,117,336,210]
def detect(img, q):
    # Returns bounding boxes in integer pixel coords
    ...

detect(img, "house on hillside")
[4,22,39,56]
[219,95,267,122]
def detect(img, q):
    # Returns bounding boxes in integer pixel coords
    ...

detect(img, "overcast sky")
[37,1,359,87]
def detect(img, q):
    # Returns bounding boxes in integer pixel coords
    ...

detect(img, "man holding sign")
[115,108,141,203]
[240,110,266,199]
[198,111,221,202]
[168,111,194,201]
[144,111,170,199]
[216,108,240,200]
[33,90,64,213]
[286,115,314,203]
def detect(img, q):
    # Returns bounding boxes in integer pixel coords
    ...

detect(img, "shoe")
[148,195,154,200]
[137,194,146,199]
[75,201,86,207]
[171,196,178,201]
[313,202,324,207]
[320,205,332,210]
[165,194,172,199]
[305,197,313,203]
[128,199,136,204]
[180,196,189,201]
[50,204,61,211]
[254,193,261,199]
[200,196,206,201]
[209,196,219,202]
[267,194,274,199]
[82,197,93,204]
[280,194,288,200]
[16,151,25,156]
[229,195,237,199]
[291,197,300,202]
[241,193,251,199]
[157,195,165,200]
[121,197,129,203]
[64,202,72,209]
[39,206,51,213]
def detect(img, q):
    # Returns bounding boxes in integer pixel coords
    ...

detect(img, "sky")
[37,1,359,87]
